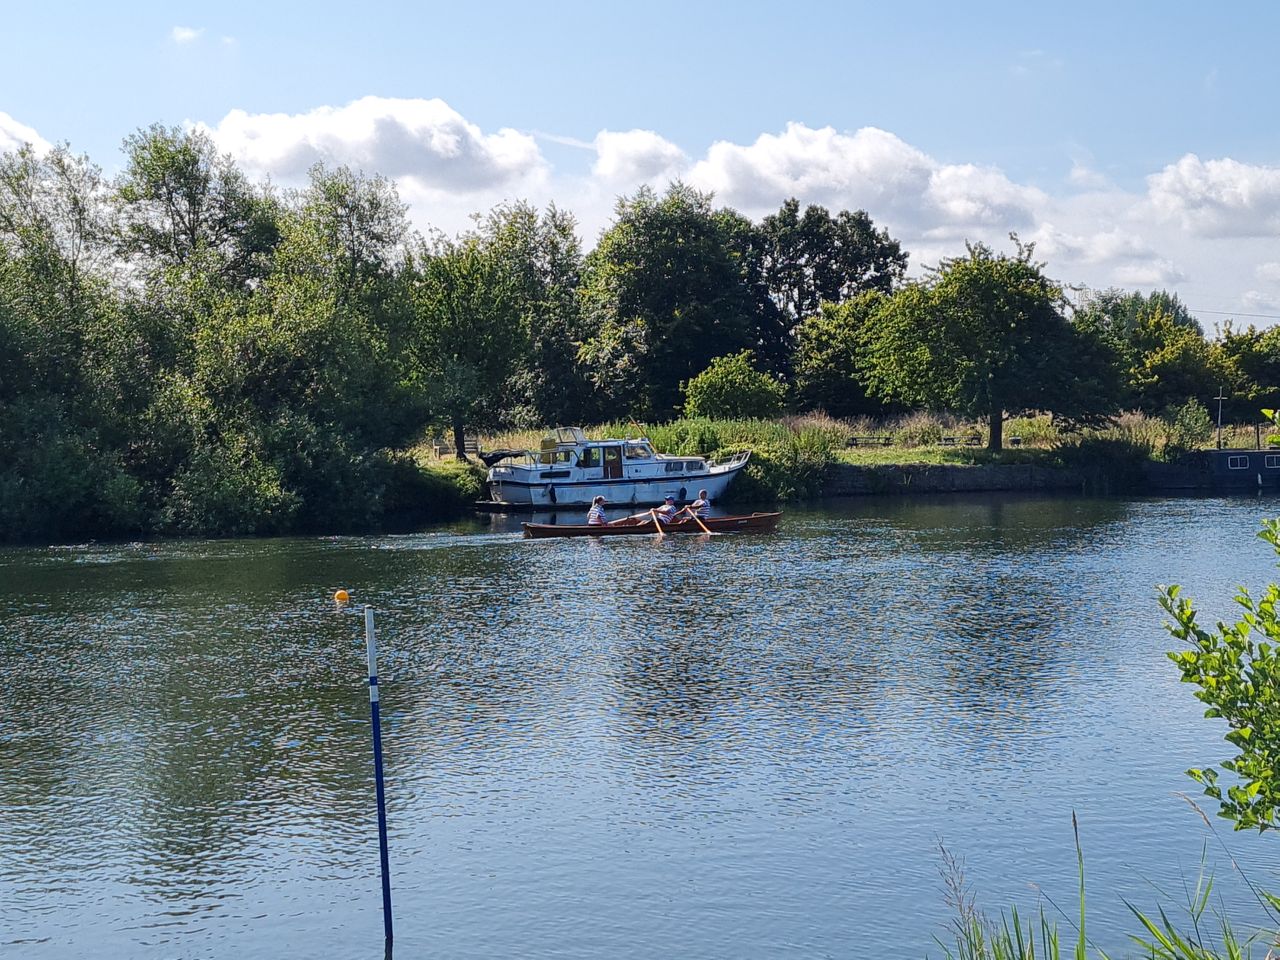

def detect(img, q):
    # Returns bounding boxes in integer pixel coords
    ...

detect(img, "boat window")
[624,443,653,460]
[553,450,574,464]
[578,447,600,468]
[1227,455,1250,470]
[1267,455,1280,469]
[665,462,684,473]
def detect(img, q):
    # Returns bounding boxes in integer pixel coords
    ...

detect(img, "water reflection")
[1,494,1277,958]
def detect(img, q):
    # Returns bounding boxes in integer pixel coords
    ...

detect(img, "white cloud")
[202,96,546,193]
[592,129,686,183]
[1112,259,1188,287]
[686,122,1044,240]
[1067,162,1109,190]
[0,111,50,155]
[171,26,203,44]
[1147,154,1280,237]
[175,97,1280,322]
[689,123,933,216]
[1027,224,1153,265]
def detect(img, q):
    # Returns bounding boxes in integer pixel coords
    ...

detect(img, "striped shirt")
[587,504,607,525]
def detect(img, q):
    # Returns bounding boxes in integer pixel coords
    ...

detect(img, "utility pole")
[1215,386,1228,449]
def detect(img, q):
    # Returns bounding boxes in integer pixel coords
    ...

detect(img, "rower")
[690,488,710,518]
[654,495,679,523]
[587,495,609,525]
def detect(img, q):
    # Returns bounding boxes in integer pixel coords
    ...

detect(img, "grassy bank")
[446,411,1230,509]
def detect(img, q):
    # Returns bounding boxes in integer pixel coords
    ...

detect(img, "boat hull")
[522,512,782,538]
[486,453,750,509]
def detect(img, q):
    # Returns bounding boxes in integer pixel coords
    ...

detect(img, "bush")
[1162,397,1214,457]
[681,351,786,420]
[382,454,486,527]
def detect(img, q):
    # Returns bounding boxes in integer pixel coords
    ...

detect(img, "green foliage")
[935,831,1267,960]
[382,454,487,527]
[1164,511,1280,832]
[592,417,840,501]
[1212,324,1280,423]
[407,229,525,454]
[1161,398,1215,457]
[682,350,786,420]
[578,183,767,419]
[113,124,280,288]
[861,239,1119,450]
[793,292,889,417]
[758,197,907,322]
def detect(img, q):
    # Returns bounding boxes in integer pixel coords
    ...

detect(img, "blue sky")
[6,1,1280,320]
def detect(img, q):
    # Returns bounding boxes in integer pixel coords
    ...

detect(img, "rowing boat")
[522,511,782,538]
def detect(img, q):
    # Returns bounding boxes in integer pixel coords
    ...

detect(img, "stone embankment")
[821,462,1090,496]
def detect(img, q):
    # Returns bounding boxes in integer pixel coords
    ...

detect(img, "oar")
[688,510,712,535]
[649,509,664,539]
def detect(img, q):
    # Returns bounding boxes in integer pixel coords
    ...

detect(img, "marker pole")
[365,605,394,945]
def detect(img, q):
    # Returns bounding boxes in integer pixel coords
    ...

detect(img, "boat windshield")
[623,443,654,460]
[548,426,588,445]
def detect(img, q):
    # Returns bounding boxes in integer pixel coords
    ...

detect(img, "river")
[1,494,1276,958]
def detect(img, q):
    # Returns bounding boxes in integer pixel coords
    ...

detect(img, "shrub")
[681,351,786,420]
[382,454,486,527]
[1162,397,1214,457]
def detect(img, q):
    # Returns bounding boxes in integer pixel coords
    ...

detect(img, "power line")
[1188,307,1280,321]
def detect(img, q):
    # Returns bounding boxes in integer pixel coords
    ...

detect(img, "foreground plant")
[1162,409,1280,833]
[934,819,1275,959]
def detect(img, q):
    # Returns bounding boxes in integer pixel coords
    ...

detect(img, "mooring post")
[365,605,394,946]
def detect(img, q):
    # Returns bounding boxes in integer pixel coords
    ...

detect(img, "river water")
[2,495,1277,959]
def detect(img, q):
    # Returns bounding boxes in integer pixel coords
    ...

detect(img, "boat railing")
[708,450,751,469]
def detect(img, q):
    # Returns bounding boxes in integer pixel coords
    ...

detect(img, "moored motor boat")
[522,511,782,538]
[483,426,750,509]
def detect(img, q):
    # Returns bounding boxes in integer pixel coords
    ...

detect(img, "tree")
[758,197,907,323]
[578,183,764,419]
[1211,323,1280,424]
[1075,287,1202,339]
[682,350,786,420]
[113,124,280,289]
[1164,429,1280,831]
[475,201,591,426]
[861,239,1119,450]
[1074,288,1218,413]
[793,292,889,417]
[1127,305,1219,413]
[407,234,524,458]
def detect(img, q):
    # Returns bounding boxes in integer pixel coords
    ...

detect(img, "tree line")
[3,126,1279,540]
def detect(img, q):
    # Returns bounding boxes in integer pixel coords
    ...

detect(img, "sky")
[5,0,1280,323]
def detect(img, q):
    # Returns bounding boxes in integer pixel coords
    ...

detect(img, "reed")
[933,816,1277,960]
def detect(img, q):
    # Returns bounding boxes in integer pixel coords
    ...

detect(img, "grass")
[934,812,1278,960]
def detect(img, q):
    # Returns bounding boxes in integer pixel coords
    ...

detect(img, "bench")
[847,436,892,447]
[432,438,482,457]
[942,436,984,447]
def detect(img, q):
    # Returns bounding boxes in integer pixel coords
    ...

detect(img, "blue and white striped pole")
[365,605,394,946]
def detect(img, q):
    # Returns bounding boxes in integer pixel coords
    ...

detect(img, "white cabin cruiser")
[484,427,750,509]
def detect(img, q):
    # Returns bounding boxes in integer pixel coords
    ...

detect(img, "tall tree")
[792,292,889,417]
[113,124,280,289]
[476,201,590,426]
[406,234,524,458]
[861,239,1120,450]
[579,183,763,419]
[758,197,907,324]
[1213,323,1280,423]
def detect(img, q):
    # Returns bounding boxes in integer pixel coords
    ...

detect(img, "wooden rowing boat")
[522,511,782,538]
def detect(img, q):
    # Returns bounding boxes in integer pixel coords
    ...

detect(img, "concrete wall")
[822,462,1090,496]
